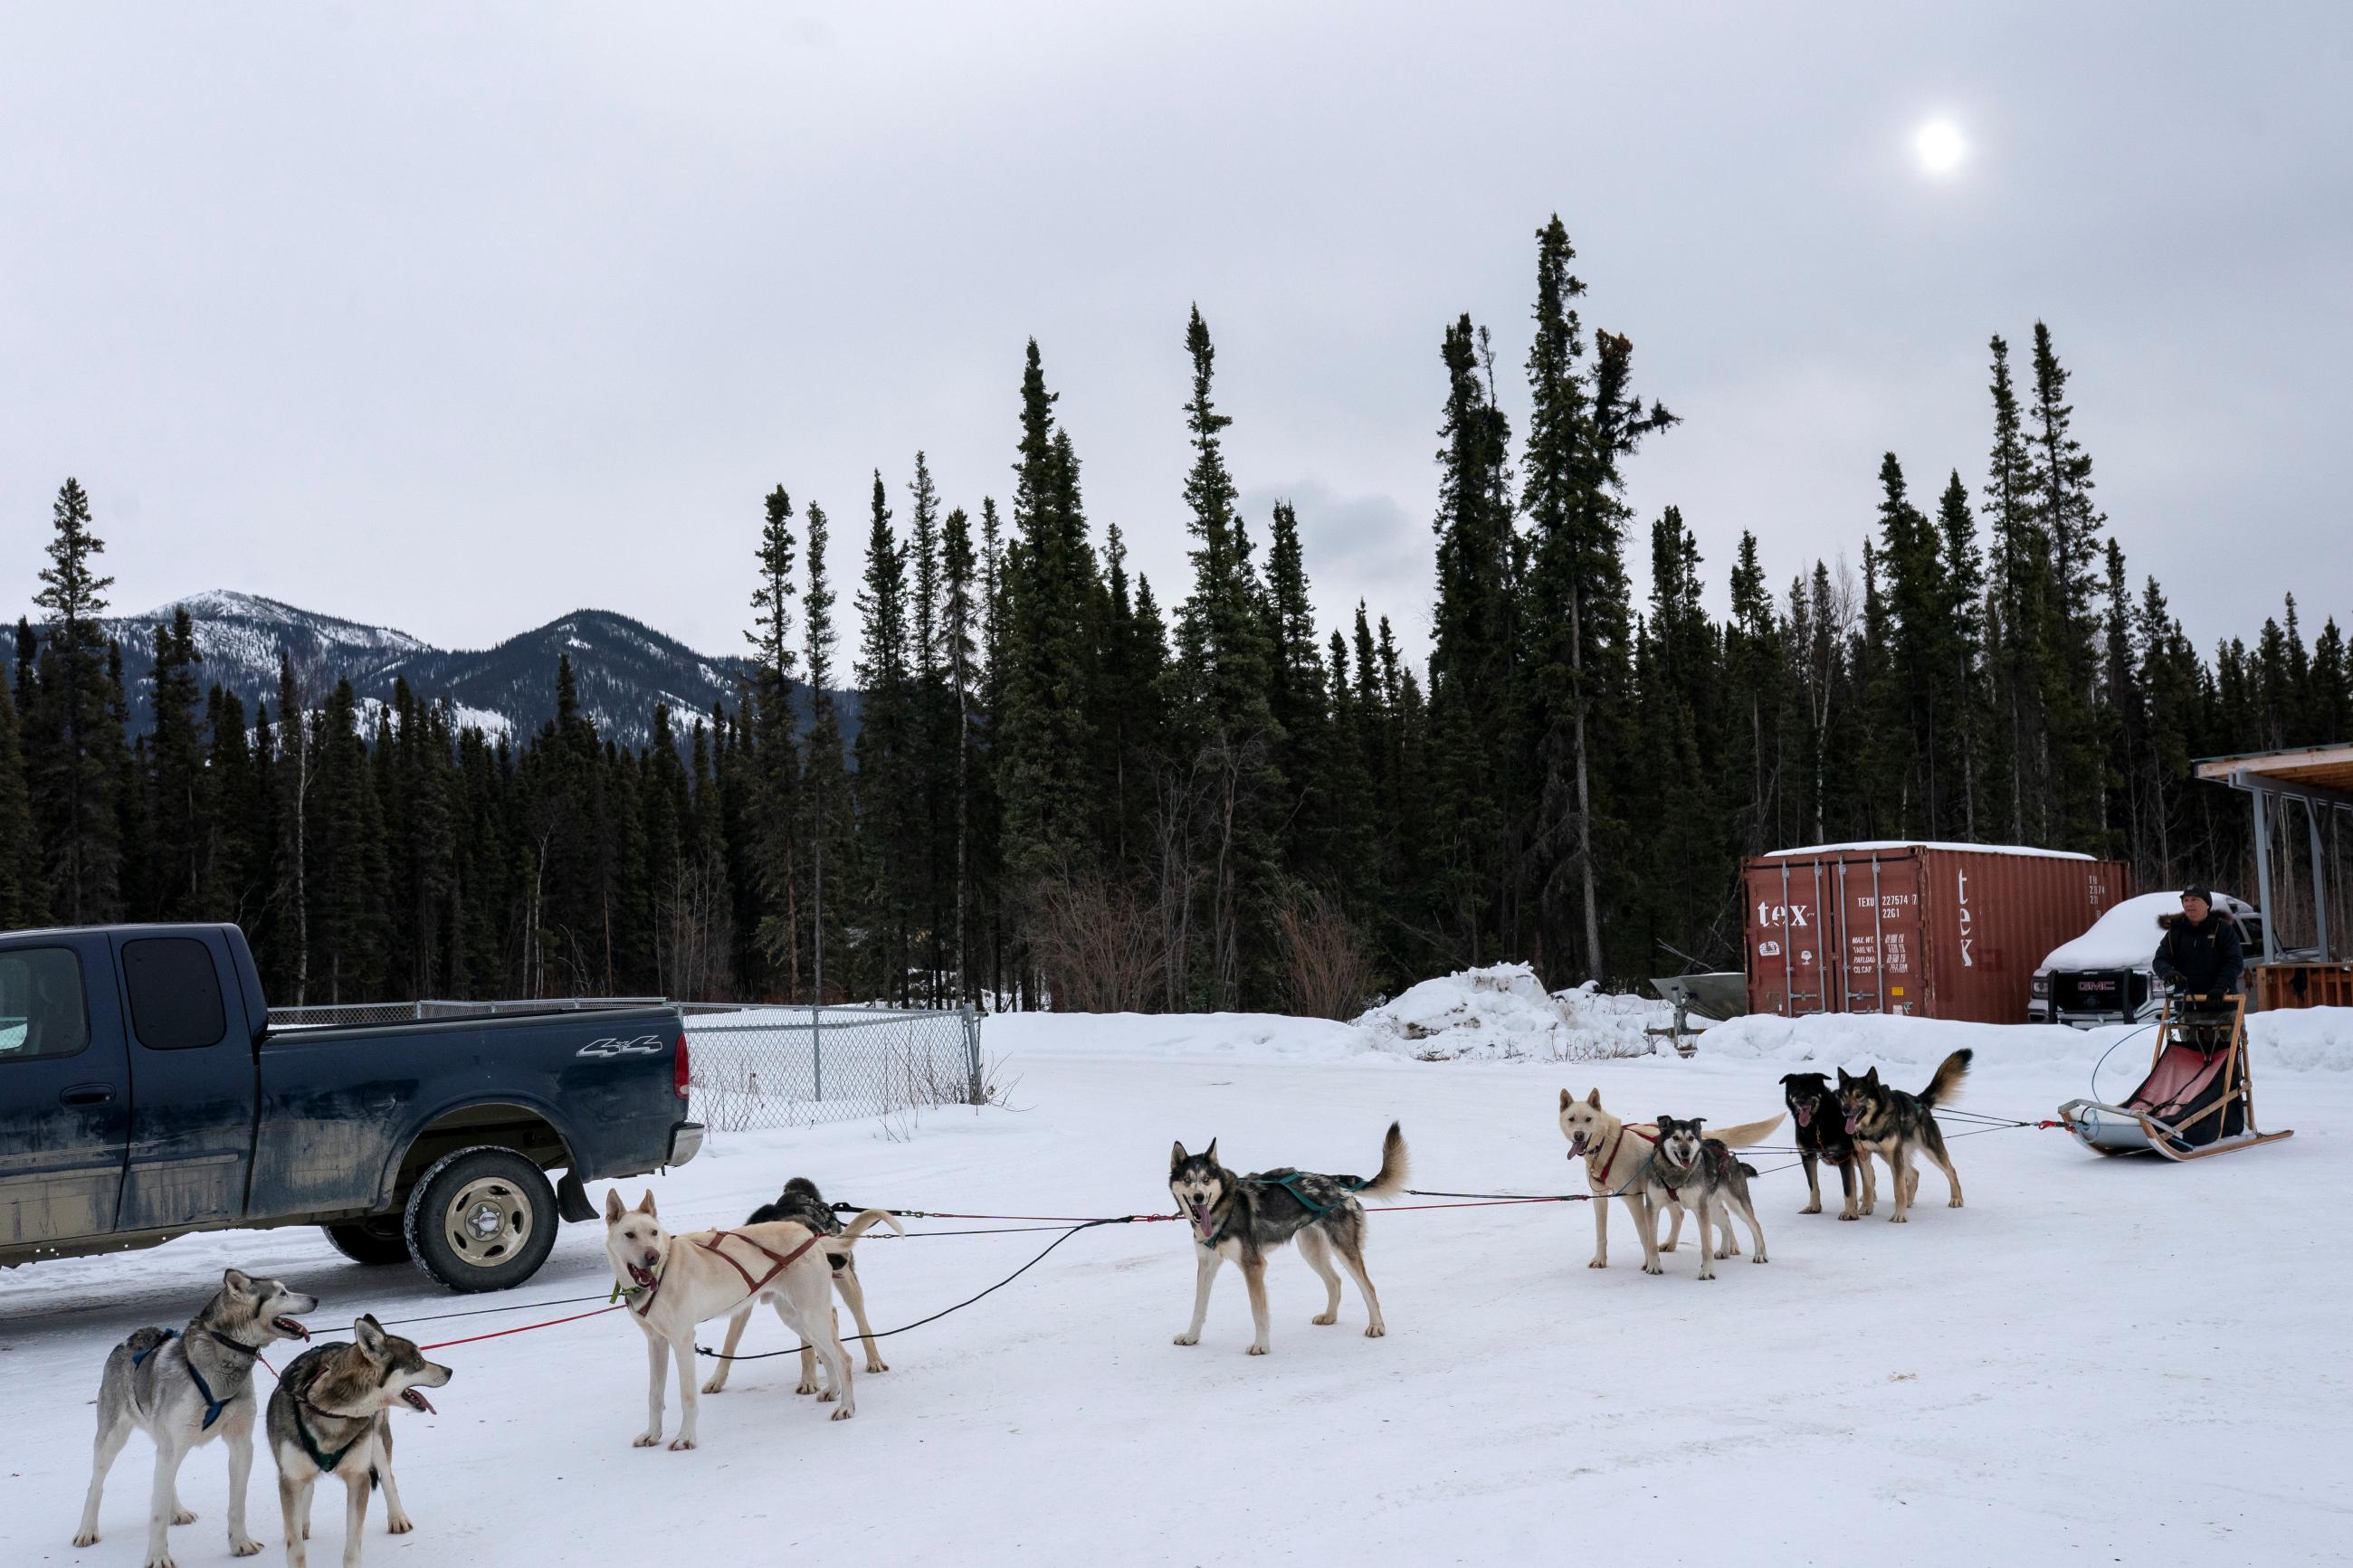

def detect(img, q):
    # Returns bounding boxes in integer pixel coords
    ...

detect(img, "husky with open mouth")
[265,1315,452,1568]
[1836,1049,1972,1222]
[74,1267,319,1568]
[1558,1088,1783,1271]
[1639,1116,1768,1279]
[1780,1071,1879,1220]
[1167,1123,1408,1355]
[603,1187,900,1449]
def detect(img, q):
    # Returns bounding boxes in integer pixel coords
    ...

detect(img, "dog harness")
[1590,1124,1658,1198]
[630,1228,826,1319]
[129,1329,238,1430]
[290,1370,368,1475]
[1243,1171,1367,1218]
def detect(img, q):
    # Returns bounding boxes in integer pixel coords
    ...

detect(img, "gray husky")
[1168,1123,1408,1355]
[265,1315,452,1568]
[75,1268,319,1568]
[1639,1117,1767,1279]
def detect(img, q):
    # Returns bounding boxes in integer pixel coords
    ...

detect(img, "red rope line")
[416,1305,624,1351]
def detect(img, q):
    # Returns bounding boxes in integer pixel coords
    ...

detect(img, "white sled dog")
[603,1188,899,1449]
[1558,1088,1782,1273]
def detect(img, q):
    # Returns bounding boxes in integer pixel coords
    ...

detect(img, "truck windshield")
[0,947,90,1061]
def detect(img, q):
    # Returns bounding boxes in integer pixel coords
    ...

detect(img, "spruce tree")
[30,478,123,922]
[147,610,207,917]
[744,484,803,995]
[799,501,856,1001]
[0,676,34,927]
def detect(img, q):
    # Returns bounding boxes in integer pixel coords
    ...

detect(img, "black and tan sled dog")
[1836,1049,1972,1222]
[1168,1124,1408,1355]
[1780,1072,1879,1220]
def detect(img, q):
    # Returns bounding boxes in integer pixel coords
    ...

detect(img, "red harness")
[633,1228,824,1319]
[1591,1121,1658,1194]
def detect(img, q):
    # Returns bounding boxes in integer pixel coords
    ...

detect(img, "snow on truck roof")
[1761,841,2096,861]
[2040,889,2253,972]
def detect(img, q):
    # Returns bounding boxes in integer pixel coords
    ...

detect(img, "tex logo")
[1755,901,1812,928]
[576,1034,669,1059]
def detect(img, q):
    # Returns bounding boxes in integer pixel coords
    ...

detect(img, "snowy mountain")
[4,590,855,750]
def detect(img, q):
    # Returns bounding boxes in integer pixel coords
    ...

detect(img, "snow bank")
[1354,964,1667,1060]
[2250,1006,2353,1071]
[986,1009,1372,1063]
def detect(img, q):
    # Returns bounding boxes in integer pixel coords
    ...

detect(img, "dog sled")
[2057,994,2293,1161]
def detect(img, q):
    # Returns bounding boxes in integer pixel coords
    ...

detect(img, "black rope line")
[694,1217,1143,1362]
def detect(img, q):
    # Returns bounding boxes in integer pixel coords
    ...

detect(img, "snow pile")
[1698,1010,2132,1074]
[985,1008,1373,1063]
[2250,1006,2353,1071]
[1355,964,1665,1060]
[1762,840,2093,860]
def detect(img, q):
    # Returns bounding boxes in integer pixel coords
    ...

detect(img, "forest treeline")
[5,218,2347,1012]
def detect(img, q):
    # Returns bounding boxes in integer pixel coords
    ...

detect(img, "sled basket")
[2058,994,2293,1162]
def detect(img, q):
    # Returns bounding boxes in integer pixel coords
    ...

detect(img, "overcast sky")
[4,3,2347,670]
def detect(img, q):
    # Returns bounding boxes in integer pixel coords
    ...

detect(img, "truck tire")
[405,1145,559,1293]
[321,1217,412,1267]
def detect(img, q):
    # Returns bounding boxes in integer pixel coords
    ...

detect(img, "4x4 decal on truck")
[576,1034,669,1059]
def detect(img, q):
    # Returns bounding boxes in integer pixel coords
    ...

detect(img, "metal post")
[961,1003,982,1104]
[2251,787,2279,964]
[1778,862,1795,1016]
[1834,860,1852,1012]
[1871,856,1887,1013]
[812,1010,824,1103]
[2308,798,2330,963]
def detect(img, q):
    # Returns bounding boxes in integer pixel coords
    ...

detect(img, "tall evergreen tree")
[29,478,123,922]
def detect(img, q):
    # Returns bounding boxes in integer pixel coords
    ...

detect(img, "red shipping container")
[1745,843,2132,1024]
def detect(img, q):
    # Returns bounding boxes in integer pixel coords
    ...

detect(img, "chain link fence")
[684,1005,985,1132]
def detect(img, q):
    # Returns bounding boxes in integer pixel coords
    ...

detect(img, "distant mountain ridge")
[4,589,855,749]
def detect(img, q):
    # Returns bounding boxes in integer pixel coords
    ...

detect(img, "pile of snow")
[2251,1006,2353,1071]
[1354,963,1667,1060]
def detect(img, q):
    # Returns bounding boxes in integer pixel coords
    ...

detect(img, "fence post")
[813,1007,824,1103]
[961,1004,982,1104]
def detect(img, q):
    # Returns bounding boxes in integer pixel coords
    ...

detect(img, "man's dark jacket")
[2153,910,2245,998]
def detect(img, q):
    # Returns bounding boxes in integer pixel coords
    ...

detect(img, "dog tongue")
[1843,1114,1861,1136]
[1795,1107,1812,1128]
[274,1316,310,1340]
[401,1389,435,1415]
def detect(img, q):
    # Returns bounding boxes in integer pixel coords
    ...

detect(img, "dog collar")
[202,1328,268,1358]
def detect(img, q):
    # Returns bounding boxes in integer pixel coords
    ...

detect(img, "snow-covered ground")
[6,1000,2348,1566]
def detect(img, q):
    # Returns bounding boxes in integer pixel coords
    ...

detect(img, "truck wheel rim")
[443,1176,531,1267]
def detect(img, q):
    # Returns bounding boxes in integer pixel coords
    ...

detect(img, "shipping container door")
[1753,859,1837,1015]
[1834,854,1925,1014]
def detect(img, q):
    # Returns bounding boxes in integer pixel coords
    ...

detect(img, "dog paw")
[634,1432,662,1448]
[72,1532,100,1548]
[817,1389,838,1402]
[1173,1333,1198,1345]
[230,1534,262,1557]
[1312,1312,1338,1326]
[1642,1262,1662,1276]
[172,1509,197,1525]
[700,1378,727,1394]
[1889,1213,1909,1223]
[1800,1202,1821,1214]
[386,1515,414,1535]
[1246,1345,1269,1356]
[1751,1252,1768,1264]
[1658,1241,1678,1253]
[864,1359,890,1373]
[1363,1325,1385,1338]
[142,1554,176,1568]
[667,1436,698,1452]
[1948,1198,1964,1208]
[829,1406,854,1421]
[795,1380,822,1395]
[1586,1258,1607,1269]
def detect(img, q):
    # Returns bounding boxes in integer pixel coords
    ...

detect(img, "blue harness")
[129,1328,251,1431]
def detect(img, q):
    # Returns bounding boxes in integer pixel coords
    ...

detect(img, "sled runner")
[2058,994,2294,1161]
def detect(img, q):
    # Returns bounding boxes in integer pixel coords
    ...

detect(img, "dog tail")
[1355,1122,1411,1202]
[1738,1162,1758,1179]
[824,1208,905,1251]
[1919,1048,1973,1109]
[1705,1113,1786,1149]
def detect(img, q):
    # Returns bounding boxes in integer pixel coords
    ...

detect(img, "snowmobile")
[2058,993,2294,1160]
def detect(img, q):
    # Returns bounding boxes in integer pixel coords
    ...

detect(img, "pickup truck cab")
[0,922,702,1291]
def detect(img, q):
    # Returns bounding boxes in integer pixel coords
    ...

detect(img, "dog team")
[69,1050,1972,1564]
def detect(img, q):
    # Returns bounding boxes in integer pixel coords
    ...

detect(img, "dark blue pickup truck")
[0,922,702,1291]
